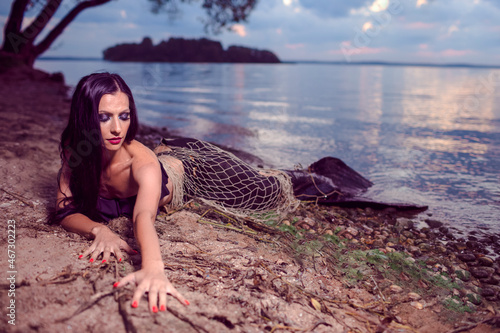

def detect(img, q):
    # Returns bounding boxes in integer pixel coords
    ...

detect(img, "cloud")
[298,0,370,18]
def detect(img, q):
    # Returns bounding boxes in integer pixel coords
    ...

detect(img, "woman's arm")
[115,154,188,312]
[57,164,134,262]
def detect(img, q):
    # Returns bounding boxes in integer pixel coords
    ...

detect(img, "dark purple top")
[95,163,170,222]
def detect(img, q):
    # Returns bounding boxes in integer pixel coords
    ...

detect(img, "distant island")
[103,37,280,63]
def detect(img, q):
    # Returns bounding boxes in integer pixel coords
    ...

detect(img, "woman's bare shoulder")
[127,140,160,171]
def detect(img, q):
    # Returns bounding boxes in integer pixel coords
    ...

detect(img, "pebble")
[407,292,421,301]
[346,227,359,237]
[410,301,424,310]
[457,253,476,262]
[477,256,494,267]
[466,293,482,305]
[425,219,443,229]
[481,275,500,285]
[456,270,471,282]
[470,267,495,279]
[389,285,403,293]
[480,287,496,297]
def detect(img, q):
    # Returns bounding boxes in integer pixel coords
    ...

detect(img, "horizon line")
[37,56,500,69]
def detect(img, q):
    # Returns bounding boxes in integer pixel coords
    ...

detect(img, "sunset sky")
[1,0,500,65]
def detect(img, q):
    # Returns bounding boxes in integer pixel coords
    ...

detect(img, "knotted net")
[156,138,299,221]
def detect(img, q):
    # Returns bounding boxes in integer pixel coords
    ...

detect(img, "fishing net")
[156,138,299,221]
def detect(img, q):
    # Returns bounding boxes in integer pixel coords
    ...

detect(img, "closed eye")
[119,112,130,121]
[99,114,110,122]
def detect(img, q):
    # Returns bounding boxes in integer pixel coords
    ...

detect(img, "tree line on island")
[103,37,280,63]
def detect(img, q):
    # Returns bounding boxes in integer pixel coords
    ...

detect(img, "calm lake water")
[36,59,500,235]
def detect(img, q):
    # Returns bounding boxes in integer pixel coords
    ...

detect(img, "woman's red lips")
[107,137,122,145]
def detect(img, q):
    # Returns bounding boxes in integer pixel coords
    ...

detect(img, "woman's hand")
[114,261,189,312]
[79,225,135,263]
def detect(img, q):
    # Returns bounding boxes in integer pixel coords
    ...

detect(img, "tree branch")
[1,0,30,52]
[23,0,63,46]
[33,0,111,57]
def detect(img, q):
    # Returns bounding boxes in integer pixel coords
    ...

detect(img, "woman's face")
[98,91,131,151]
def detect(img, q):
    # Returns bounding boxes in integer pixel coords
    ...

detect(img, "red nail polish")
[78,255,83,259]
[160,305,166,311]
[89,258,94,263]
[184,300,190,306]
[133,250,138,254]
[119,258,122,262]
[113,282,119,288]
[131,301,138,308]
[102,259,106,263]
[152,306,158,313]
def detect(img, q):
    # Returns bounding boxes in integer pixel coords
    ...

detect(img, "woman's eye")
[119,113,130,121]
[99,114,110,122]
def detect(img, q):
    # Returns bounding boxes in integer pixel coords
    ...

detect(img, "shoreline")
[0,67,498,332]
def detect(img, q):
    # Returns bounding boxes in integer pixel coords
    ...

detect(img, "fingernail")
[78,255,83,259]
[131,301,138,308]
[119,258,122,262]
[89,258,94,263]
[113,282,119,288]
[152,306,158,313]
[133,250,138,254]
[102,259,106,263]
[184,300,190,306]
[160,305,166,311]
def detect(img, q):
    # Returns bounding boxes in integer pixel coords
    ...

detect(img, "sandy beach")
[0,66,498,332]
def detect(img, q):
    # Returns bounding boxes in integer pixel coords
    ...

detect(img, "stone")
[345,227,359,237]
[477,256,494,267]
[389,285,403,293]
[470,267,495,279]
[456,270,471,282]
[480,275,500,285]
[424,219,443,229]
[466,293,482,305]
[480,287,496,297]
[457,253,476,262]
[410,302,423,310]
[419,243,431,252]
[407,292,421,301]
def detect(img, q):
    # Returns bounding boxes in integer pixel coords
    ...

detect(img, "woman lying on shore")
[53,72,425,314]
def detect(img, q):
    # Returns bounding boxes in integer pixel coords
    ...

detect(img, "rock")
[480,275,500,285]
[282,220,291,226]
[425,219,443,229]
[457,253,476,262]
[466,241,482,251]
[419,243,431,252]
[402,230,413,238]
[410,301,424,310]
[407,292,421,301]
[480,287,496,297]
[389,285,403,293]
[345,227,359,237]
[477,256,494,267]
[324,229,333,235]
[435,246,447,254]
[409,246,421,255]
[395,218,413,231]
[469,267,495,279]
[456,270,471,282]
[466,293,482,305]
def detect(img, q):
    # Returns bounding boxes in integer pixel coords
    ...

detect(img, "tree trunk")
[1,0,111,69]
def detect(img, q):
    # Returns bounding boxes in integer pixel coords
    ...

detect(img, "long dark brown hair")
[51,72,138,223]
